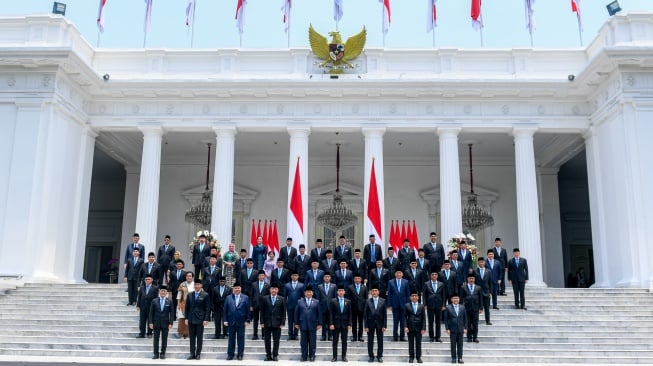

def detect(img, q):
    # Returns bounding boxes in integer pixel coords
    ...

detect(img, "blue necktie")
[160,298,165,311]
[371,245,375,260]
[340,298,344,312]
[454,305,459,316]
[272,296,276,306]
[413,303,417,314]
[194,292,198,301]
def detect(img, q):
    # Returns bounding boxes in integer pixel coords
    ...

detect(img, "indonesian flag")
[410,221,419,251]
[367,159,384,254]
[271,220,280,255]
[235,0,247,34]
[144,0,153,33]
[391,221,400,252]
[250,219,257,251]
[287,158,305,247]
[97,0,107,33]
[380,0,391,34]
[571,0,583,32]
[281,0,291,31]
[334,0,343,22]
[185,0,195,27]
[471,0,482,30]
[400,220,407,243]
[525,0,535,35]
[427,0,437,32]
[263,220,270,251]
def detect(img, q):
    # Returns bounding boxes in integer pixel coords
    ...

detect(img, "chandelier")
[185,143,213,227]
[317,143,358,231]
[462,144,494,233]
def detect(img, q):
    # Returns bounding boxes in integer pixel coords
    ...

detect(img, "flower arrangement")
[447,233,479,267]
[189,230,221,253]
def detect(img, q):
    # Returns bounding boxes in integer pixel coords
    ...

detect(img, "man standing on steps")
[136,274,158,338]
[156,235,175,285]
[149,285,174,359]
[260,282,286,361]
[491,238,509,296]
[363,234,383,272]
[185,281,210,360]
[422,232,444,275]
[404,290,426,363]
[387,269,410,341]
[364,285,386,363]
[224,282,251,361]
[508,248,529,310]
[213,276,232,339]
[124,248,143,306]
[251,269,270,340]
[191,234,211,280]
[444,294,467,364]
[423,271,445,343]
[295,286,321,362]
[460,274,482,343]
[124,233,145,283]
[329,285,352,362]
[475,257,493,325]
[485,250,502,310]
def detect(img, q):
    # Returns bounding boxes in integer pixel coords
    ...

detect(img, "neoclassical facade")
[0,14,651,289]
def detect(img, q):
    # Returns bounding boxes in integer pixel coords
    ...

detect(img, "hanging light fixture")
[185,143,213,227]
[462,144,494,233]
[316,143,358,231]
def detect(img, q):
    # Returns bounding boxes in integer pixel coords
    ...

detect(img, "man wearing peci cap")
[251,269,270,340]
[284,270,305,340]
[347,273,368,342]
[363,234,383,272]
[149,285,174,359]
[508,248,528,310]
[364,285,386,363]
[404,290,426,363]
[224,282,251,360]
[422,232,445,275]
[185,281,210,360]
[491,238,509,296]
[260,282,287,361]
[460,273,482,343]
[212,276,232,339]
[329,285,352,362]
[295,286,321,362]
[279,237,297,272]
[444,294,467,364]
[294,244,312,284]
[439,260,458,302]
[137,274,158,338]
[349,249,368,284]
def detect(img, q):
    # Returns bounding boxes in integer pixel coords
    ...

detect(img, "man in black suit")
[123,233,145,279]
[149,285,174,359]
[457,241,473,281]
[294,286,321,362]
[474,257,492,325]
[184,281,211,360]
[416,249,430,273]
[124,248,143,306]
[234,249,248,274]
[251,270,270,340]
[383,247,399,275]
[449,251,465,294]
[310,239,326,264]
[398,239,416,272]
[364,286,387,363]
[335,259,354,288]
[168,260,186,317]
[508,248,529,310]
[192,234,211,280]
[460,274,482,343]
[278,237,297,272]
[387,269,410,341]
[485,250,502,309]
[224,282,251,360]
[317,273,337,341]
[212,276,232,339]
[202,255,222,319]
[202,247,223,276]
[156,235,175,282]
[260,282,287,361]
[439,260,458,302]
[368,259,389,299]
[444,294,467,364]
[321,249,337,277]
[363,234,383,272]
[422,232,444,274]
[294,244,312,284]
[491,238,509,295]
[334,235,352,264]
[136,274,158,338]
[404,260,425,303]
[423,271,445,343]
[270,259,291,295]
[284,271,304,340]
[306,260,325,288]
[404,291,426,363]
[140,252,162,286]
[329,285,352,362]
[347,273,368,342]
[349,249,368,284]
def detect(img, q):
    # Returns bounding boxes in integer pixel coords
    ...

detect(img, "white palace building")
[0,13,652,290]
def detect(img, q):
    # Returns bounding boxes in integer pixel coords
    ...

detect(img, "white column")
[512,127,546,287]
[437,127,462,246]
[135,126,164,255]
[537,168,564,288]
[120,166,140,262]
[211,126,237,247]
[287,127,310,247]
[363,128,386,254]
[67,127,97,283]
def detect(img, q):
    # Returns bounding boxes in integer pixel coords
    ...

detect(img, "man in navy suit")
[284,271,304,340]
[439,260,458,303]
[191,234,211,280]
[124,248,143,306]
[460,274,482,343]
[404,291,426,363]
[317,273,337,341]
[485,250,502,310]
[223,282,251,360]
[422,232,444,274]
[251,270,270,340]
[270,259,291,295]
[329,285,352,362]
[334,235,352,264]
[212,276,232,339]
[491,238,509,295]
[368,260,389,299]
[185,281,211,360]
[294,286,321,362]
[508,248,529,310]
[335,259,354,288]
[260,282,287,361]
[387,269,410,341]
[423,271,446,343]
[364,286,387,363]
[475,257,493,325]
[347,273,368,342]
[363,234,383,272]
[457,241,473,280]
[123,233,145,279]
[306,260,325,289]
[449,251,465,294]
[136,274,158,338]
[444,294,467,364]
[398,239,416,272]
[349,249,368,283]
[278,237,297,272]
[294,245,312,285]
[156,235,175,280]
[149,285,174,359]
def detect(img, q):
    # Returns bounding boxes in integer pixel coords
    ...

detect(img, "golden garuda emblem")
[309,24,366,74]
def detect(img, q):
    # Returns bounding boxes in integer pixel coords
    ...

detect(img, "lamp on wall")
[185,143,213,227]
[461,144,494,233]
[316,143,358,232]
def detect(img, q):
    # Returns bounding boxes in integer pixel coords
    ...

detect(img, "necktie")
[342,269,345,278]
[313,270,317,280]
[288,247,291,255]
[420,259,423,268]
[199,244,204,252]
[241,259,245,267]
[446,270,450,279]
[481,269,485,278]
[356,259,360,267]
[220,286,224,296]
[293,282,296,290]
[413,302,417,314]
[210,266,215,273]
[300,255,304,262]
[389,257,393,264]
[516,259,520,267]
[259,282,263,293]
[328,259,331,267]
[272,296,276,306]
[146,285,150,294]
[177,270,181,280]
[160,298,165,311]
[396,279,401,291]
[194,292,198,301]
[247,268,252,278]
[317,248,321,257]
[341,246,345,254]
[339,298,344,312]
[236,295,240,306]
[148,263,152,273]
[454,305,459,316]
[164,245,168,252]
[377,268,381,278]
[374,298,378,310]
[412,270,416,278]
[356,284,360,294]
[469,285,473,293]
[133,258,137,266]
[371,245,375,259]
[325,284,328,293]
[497,248,501,256]
[278,269,282,278]
[307,299,311,307]
[432,282,437,292]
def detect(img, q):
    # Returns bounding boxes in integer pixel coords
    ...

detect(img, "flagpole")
[143,32,147,48]
[287,4,291,48]
[432,29,435,48]
[96,31,101,48]
[529,32,534,48]
[191,0,197,48]
[479,13,484,47]
[577,21,583,47]
[381,5,385,48]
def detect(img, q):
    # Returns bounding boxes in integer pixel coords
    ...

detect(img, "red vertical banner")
[410,220,419,251]
[263,220,269,251]
[400,220,407,243]
[272,220,280,255]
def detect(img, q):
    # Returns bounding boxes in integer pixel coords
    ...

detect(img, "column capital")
[212,125,237,137]
[83,126,99,139]
[436,127,461,137]
[511,126,538,138]
[362,127,386,138]
[537,167,560,175]
[138,124,165,137]
[582,126,597,140]
[287,126,311,138]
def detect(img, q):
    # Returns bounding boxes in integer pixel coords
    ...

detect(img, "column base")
[614,278,641,288]
[589,281,612,289]
[524,280,548,288]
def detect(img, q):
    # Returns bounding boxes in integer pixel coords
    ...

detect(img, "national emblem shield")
[329,43,345,61]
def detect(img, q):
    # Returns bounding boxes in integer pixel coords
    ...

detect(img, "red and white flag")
[525,0,535,34]
[367,159,384,254]
[263,219,270,251]
[410,221,419,251]
[235,0,247,34]
[427,0,437,32]
[471,0,482,30]
[185,0,195,27]
[379,0,391,34]
[97,0,107,33]
[144,0,153,33]
[281,0,291,31]
[287,158,305,247]
[571,0,583,31]
[250,219,257,249]
[271,220,280,255]
[400,220,407,243]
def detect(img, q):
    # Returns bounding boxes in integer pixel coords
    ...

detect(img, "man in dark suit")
[212,276,232,339]
[364,286,387,363]
[404,291,426,363]
[363,234,383,272]
[329,285,352,362]
[202,247,223,276]
[457,241,473,281]
[251,270,270,340]
[123,233,145,279]
[347,273,368,342]
[321,250,338,277]
[278,237,297,272]
[444,294,467,364]
[423,271,446,343]
[449,251,465,294]
[168,260,186,318]
[124,248,144,305]
[317,273,337,341]
[485,250,502,309]
[239,258,256,300]
[149,285,174,359]
[223,282,251,360]
[260,282,287,361]
[234,249,248,274]
[398,239,416,272]
[368,260,389,299]
[294,244,312,284]
[140,252,163,286]
[508,248,529,310]
[335,259,354,288]
[416,249,430,273]
[284,271,304,340]
[191,234,211,280]
[202,255,222,319]
[460,274,482,343]
[306,260,325,289]
[404,260,425,303]
[310,239,326,264]
[156,235,175,282]
[184,281,211,360]
[294,286,321,362]
[383,247,399,275]
[422,232,444,274]
[136,274,158,338]
[387,269,410,341]
[475,257,492,325]
[334,235,352,264]
[491,238,509,295]
[349,249,368,284]
[270,259,291,295]
[439,260,458,302]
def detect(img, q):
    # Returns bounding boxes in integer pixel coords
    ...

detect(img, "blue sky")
[8,0,653,49]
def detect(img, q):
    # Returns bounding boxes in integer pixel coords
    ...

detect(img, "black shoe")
[400,337,407,342]
[187,355,196,360]
[309,356,315,362]
[368,357,375,363]
[486,322,492,325]
[417,359,423,363]
[377,357,383,363]
[466,338,472,343]
[160,354,165,359]
[523,307,528,311]
[147,334,153,338]
[458,359,464,364]
[359,338,365,342]
[301,358,307,362]
[493,306,500,310]
[237,355,243,360]
[332,358,337,362]
[265,357,273,361]
[436,338,443,342]
[451,359,457,364]
[227,356,234,360]
[136,334,145,338]
[328,337,332,341]
[196,354,201,360]
[252,335,259,340]
[393,337,398,341]
[321,337,327,341]
[152,354,160,359]
[409,358,414,363]
[342,357,348,362]
[273,357,279,361]
[473,338,479,343]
